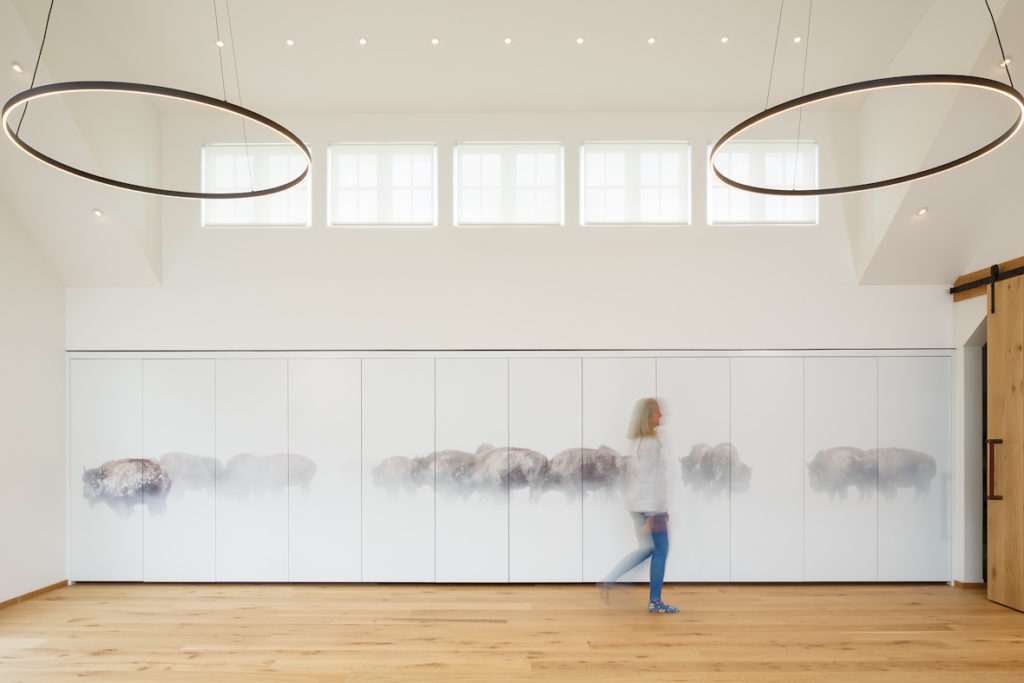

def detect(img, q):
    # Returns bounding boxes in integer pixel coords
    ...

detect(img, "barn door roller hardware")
[949,263,1024,313]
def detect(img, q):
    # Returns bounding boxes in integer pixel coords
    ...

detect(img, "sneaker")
[647,599,679,614]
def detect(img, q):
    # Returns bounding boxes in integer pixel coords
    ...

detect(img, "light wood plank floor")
[1,583,1023,682]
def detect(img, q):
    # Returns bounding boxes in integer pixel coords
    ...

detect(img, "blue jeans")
[603,512,669,603]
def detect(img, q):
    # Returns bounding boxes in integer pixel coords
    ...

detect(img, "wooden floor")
[1,583,1023,682]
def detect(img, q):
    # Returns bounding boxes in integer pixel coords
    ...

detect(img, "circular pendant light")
[3,0,308,200]
[3,81,311,200]
[710,74,1024,197]
[710,0,1022,197]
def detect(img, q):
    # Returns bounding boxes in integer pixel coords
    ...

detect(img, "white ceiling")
[11,0,940,113]
[1,0,1022,288]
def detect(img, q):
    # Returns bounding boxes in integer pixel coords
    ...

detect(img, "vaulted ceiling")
[1,0,1021,287]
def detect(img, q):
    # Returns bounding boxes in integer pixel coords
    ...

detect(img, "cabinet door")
[143,359,216,582]
[509,358,583,582]
[730,357,804,581]
[435,359,509,582]
[581,357,657,582]
[878,356,951,581]
[362,358,435,581]
[288,359,362,582]
[804,357,877,581]
[658,357,731,581]
[215,359,289,581]
[70,359,144,581]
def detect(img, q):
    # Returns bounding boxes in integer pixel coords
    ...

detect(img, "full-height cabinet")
[67,351,952,584]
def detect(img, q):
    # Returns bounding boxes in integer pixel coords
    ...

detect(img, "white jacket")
[625,436,667,514]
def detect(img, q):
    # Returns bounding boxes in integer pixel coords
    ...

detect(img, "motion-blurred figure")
[598,398,678,614]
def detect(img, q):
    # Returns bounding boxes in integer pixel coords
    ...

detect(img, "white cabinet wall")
[803,357,878,581]
[214,359,290,581]
[67,352,952,584]
[730,357,805,582]
[877,356,952,581]
[70,359,144,581]
[142,359,216,582]
[508,358,583,582]
[657,357,731,582]
[361,358,435,582]
[434,358,509,582]
[287,359,362,582]
[581,358,656,582]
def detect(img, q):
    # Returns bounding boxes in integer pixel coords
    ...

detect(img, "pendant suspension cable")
[764,0,786,111]
[16,0,56,136]
[793,0,813,190]
[985,0,1014,89]
[225,0,255,192]
[212,0,228,101]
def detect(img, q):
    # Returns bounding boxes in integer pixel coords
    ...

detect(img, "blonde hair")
[627,398,660,439]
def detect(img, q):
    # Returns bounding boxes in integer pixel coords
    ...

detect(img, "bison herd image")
[83,442,937,509]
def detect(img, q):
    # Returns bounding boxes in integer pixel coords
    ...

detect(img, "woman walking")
[599,397,678,614]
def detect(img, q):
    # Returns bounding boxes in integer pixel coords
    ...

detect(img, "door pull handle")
[988,438,1004,501]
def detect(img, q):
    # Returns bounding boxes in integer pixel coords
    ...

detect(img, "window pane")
[329,144,436,226]
[606,153,626,186]
[413,154,432,188]
[708,141,817,225]
[517,154,536,186]
[581,142,690,225]
[393,154,411,187]
[455,143,562,225]
[586,153,605,186]
[202,143,310,227]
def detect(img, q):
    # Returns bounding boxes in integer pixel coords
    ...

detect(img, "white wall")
[0,196,66,603]
[66,111,952,350]
[953,295,986,584]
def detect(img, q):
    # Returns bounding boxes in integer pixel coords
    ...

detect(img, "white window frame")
[580,141,692,226]
[706,141,819,226]
[200,142,313,228]
[327,142,438,228]
[453,142,565,227]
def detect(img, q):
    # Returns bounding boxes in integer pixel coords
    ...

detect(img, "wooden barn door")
[987,276,1024,611]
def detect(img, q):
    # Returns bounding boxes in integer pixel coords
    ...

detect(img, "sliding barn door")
[987,277,1024,611]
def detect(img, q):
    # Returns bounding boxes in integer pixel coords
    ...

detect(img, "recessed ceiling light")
[1001,57,1012,67]
[647,36,656,45]
[576,36,585,45]
[504,37,512,45]
[11,61,24,73]
[93,208,104,218]
[358,37,367,46]
[285,38,295,46]
[916,207,928,216]
[215,40,224,48]
[793,35,802,44]
[431,37,439,46]
[720,36,729,44]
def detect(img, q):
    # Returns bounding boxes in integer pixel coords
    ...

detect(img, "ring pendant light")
[710,0,1023,197]
[2,0,310,200]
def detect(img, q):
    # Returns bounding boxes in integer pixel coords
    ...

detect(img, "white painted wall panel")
[803,357,877,581]
[142,359,216,582]
[70,359,143,581]
[581,357,657,582]
[361,358,435,581]
[288,359,362,581]
[434,359,509,582]
[657,357,731,581]
[215,359,289,581]
[508,358,583,582]
[878,356,952,581]
[730,357,804,581]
